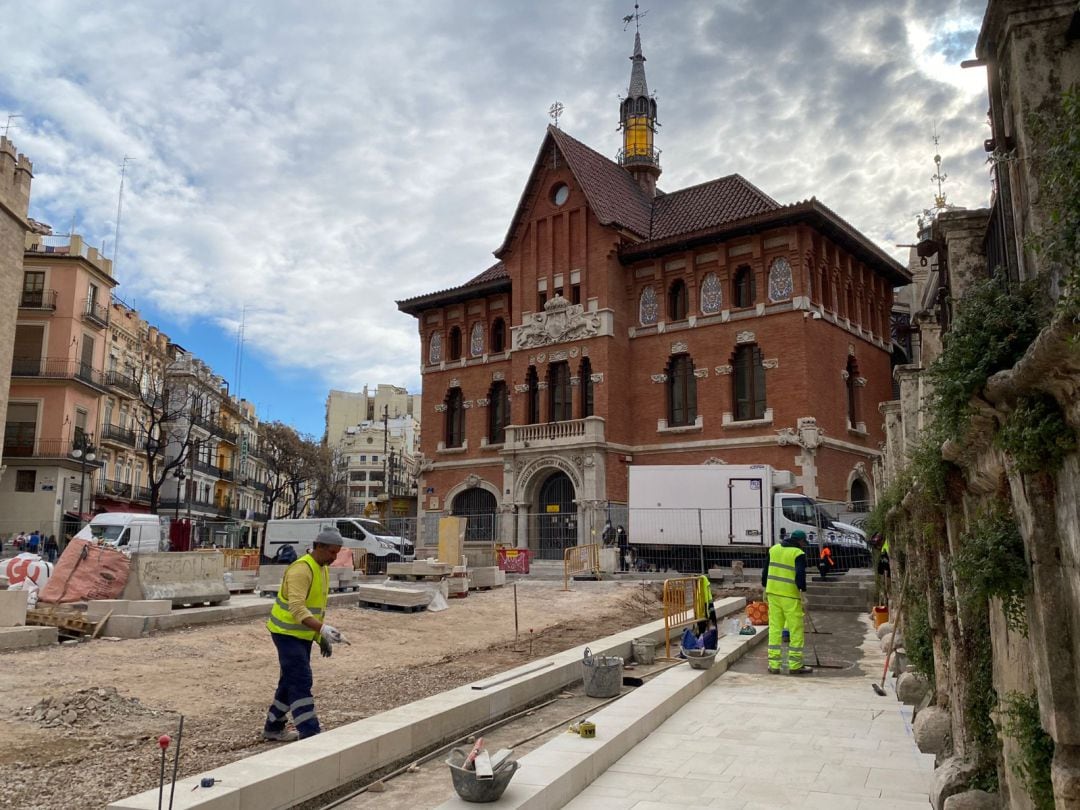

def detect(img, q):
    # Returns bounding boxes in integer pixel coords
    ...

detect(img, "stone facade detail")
[736,330,755,343]
[515,294,603,348]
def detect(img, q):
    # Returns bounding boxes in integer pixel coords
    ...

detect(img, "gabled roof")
[651,175,781,241]
[396,261,509,315]
[495,126,653,257]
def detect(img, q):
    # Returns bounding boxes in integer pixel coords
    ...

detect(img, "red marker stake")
[157,734,171,810]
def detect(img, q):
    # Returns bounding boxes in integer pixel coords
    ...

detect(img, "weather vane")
[623,3,648,31]
[549,101,565,129]
[931,128,948,210]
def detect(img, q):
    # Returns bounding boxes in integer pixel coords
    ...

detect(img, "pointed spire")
[628,32,649,98]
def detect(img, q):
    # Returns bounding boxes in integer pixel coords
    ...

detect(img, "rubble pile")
[22,687,164,730]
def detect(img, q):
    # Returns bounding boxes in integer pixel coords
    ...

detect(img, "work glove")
[318,635,333,658]
[320,624,345,644]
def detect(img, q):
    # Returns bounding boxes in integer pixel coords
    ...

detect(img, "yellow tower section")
[618,30,660,193]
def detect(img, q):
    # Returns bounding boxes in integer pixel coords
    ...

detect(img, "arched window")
[767,257,794,302]
[448,326,462,361]
[428,332,443,364]
[850,478,868,510]
[639,285,658,325]
[667,354,697,427]
[444,388,465,448]
[490,318,506,353]
[547,361,571,422]
[579,357,594,418]
[668,279,688,321]
[733,266,755,308]
[846,356,860,425]
[526,366,540,424]
[470,322,485,357]
[487,381,509,444]
[700,272,722,314]
[732,344,766,421]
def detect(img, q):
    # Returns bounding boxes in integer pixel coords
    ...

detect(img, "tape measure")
[577,721,596,738]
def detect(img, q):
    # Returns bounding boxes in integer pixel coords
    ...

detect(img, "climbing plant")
[953,503,1029,635]
[1027,85,1080,312]
[904,593,935,684]
[996,392,1077,475]
[927,278,1047,442]
[1000,691,1056,810]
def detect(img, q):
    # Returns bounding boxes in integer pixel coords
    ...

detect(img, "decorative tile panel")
[428,332,443,364]
[639,286,658,325]
[768,257,794,302]
[700,272,723,314]
[470,322,485,357]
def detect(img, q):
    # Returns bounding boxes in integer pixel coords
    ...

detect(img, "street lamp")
[173,466,186,521]
[69,435,97,530]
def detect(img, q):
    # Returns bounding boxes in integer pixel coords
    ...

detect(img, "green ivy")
[996,392,1077,475]
[953,504,1029,635]
[1000,691,1055,809]
[905,593,935,684]
[965,609,1001,793]
[1027,85,1080,312]
[927,278,1047,443]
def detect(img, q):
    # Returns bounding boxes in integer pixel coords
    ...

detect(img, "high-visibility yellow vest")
[882,539,890,555]
[695,575,713,620]
[765,544,804,599]
[267,555,328,641]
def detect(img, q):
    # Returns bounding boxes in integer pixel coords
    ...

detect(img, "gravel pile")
[22,687,167,731]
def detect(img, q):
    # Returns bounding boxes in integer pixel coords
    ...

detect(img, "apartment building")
[337,415,419,516]
[324,385,419,446]
[0,231,115,536]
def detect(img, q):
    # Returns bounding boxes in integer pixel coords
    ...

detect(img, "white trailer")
[628,464,870,570]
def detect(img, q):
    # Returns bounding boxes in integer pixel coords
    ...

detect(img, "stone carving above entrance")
[736,330,756,344]
[515,294,602,349]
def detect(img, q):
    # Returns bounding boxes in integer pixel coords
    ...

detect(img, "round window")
[551,183,570,206]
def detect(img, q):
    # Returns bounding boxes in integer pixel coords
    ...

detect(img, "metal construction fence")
[563,543,600,590]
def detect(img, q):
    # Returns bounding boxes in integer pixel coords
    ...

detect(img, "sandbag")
[38,540,130,604]
[2,553,54,591]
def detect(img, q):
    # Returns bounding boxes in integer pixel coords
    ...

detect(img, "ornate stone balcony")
[502,416,606,451]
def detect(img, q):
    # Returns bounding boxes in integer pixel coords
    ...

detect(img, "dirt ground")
[0,580,663,810]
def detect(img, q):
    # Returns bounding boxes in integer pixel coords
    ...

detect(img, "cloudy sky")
[0,0,990,436]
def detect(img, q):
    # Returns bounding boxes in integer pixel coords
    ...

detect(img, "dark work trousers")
[266,633,321,738]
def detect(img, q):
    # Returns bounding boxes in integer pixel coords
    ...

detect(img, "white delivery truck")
[73,512,170,553]
[262,517,414,572]
[627,464,870,570]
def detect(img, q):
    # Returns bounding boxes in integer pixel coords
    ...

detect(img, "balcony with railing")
[2,436,102,461]
[19,289,58,311]
[11,356,107,391]
[502,416,606,451]
[105,370,140,397]
[83,299,110,328]
[100,423,137,448]
[96,478,133,499]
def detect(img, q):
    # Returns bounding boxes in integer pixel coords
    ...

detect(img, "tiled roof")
[396,261,507,312]
[651,175,781,240]
[547,127,654,237]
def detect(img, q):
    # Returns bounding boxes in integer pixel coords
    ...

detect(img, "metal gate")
[534,472,577,560]
[451,487,498,541]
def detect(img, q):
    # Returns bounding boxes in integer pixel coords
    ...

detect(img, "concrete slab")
[84,599,130,622]
[0,588,28,626]
[0,625,58,651]
[125,600,172,616]
[102,615,153,639]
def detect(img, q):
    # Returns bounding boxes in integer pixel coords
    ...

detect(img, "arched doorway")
[850,478,869,512]
[535,472,577,559]
[451,487,497,541]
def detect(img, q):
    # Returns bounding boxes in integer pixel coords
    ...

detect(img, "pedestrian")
[762,529,812,675]
[616,525,629,572]
[601,520,615,547]
[263,528,349,742]
[15,531,26,552]
[877,536,891,594]
[27,530,40,555]
[44,535,59,563]
[818,542,835,580]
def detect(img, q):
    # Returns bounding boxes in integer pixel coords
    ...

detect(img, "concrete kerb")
[435,621,767,810]
[107,596,751,810]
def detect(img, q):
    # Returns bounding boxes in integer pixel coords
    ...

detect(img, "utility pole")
[382,404,389,509]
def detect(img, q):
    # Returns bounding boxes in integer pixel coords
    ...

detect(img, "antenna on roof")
[112,156,136,273]
[623,3,648,31]
[2,114,21,138]
[234,305,248,399]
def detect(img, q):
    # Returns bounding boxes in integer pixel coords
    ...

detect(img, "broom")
[872,569,909,696]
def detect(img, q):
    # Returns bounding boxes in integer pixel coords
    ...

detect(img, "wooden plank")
[90,609,115,640]
[474,750,494,780]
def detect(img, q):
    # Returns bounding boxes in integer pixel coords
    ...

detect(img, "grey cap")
[314,528,345,547]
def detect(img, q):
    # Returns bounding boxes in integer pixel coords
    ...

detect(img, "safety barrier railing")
[563,543,600,591]
[662,576,700,659]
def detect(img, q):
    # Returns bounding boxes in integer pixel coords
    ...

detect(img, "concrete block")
[85,600,130,622]
[122,552,229,607]
[468,566,505,589]
[102,615,153,639]
[0,589,28,626]
[125,600,172,617]
[0,625,57,650]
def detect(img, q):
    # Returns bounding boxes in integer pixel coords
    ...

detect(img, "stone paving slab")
[566,617,934,809]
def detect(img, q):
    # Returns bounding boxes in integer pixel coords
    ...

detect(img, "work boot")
[767,668,781,675]
[789,666,814,676]
[261,728,298,742]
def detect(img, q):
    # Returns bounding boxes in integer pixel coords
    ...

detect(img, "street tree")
[258,421,317,519]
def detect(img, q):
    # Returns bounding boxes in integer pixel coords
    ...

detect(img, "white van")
[263,517,414,572]
[74,512,169,554]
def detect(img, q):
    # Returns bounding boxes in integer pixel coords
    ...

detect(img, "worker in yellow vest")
[761,529,812,675]
[263,528,349,741]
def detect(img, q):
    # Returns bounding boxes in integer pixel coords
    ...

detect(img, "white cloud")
[0,0,989,398]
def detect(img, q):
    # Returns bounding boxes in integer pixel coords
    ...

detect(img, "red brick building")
[398,32,909,557]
